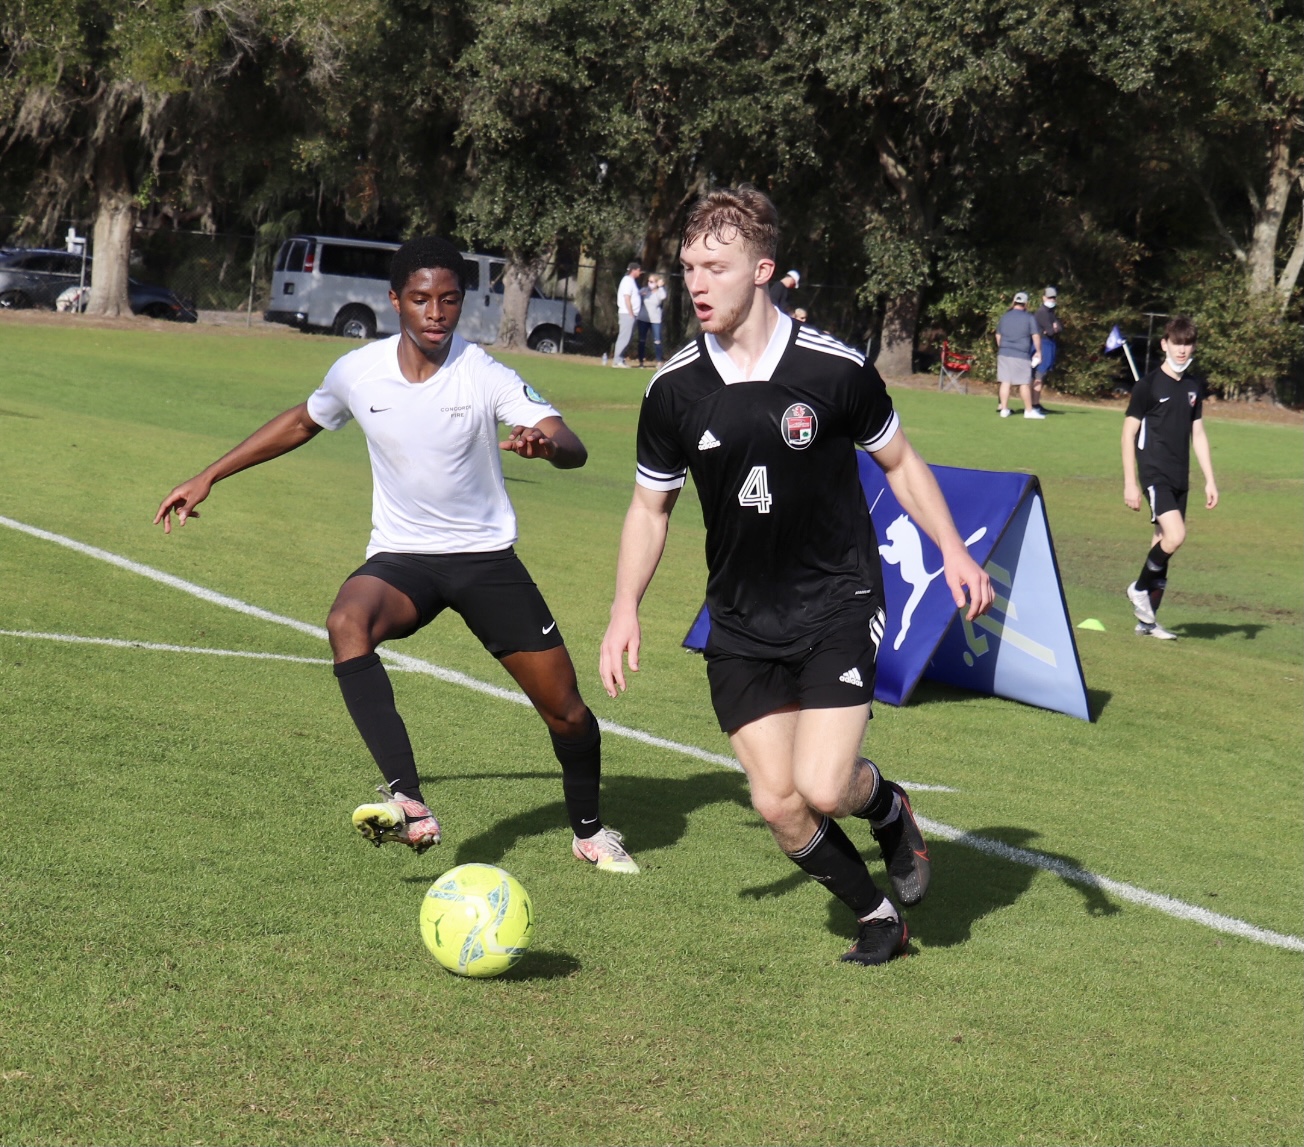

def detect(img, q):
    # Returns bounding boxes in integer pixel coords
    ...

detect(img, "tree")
[453,0,623,349]
[0,1,349,316]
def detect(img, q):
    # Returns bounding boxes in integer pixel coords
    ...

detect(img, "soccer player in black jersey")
[599,187,993,965]
[1121,315,1219,640]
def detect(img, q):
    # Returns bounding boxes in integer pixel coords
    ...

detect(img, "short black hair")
[389,237,468,294]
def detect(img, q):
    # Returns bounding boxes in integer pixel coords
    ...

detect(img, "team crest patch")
[1188,390,1197,407]
[781,403,817,450]
[523,384,549,405]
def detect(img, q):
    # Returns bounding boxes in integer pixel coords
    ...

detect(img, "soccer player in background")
[599,187,992,964]
[155,237,638,874]
[1121,315,1219,641]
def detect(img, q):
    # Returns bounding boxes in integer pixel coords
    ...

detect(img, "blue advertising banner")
[683,457,1091,721]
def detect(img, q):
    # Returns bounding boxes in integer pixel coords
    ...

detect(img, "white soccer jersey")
[306,333,562,557]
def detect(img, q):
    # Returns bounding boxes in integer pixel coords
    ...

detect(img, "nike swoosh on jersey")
[370,405,392,413]
[1158,397,1170,403]
[542,621,556,634]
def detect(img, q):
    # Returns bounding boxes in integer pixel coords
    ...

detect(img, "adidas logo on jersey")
[839,667,864,687]
[698,430,721,451]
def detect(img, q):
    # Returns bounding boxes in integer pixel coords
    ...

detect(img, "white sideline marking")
[2,514,1299,953]
[0,630,333,666]
[917,816,1304,953]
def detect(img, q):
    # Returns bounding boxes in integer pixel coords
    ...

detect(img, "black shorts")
[347,549,564,657]
[704,608,886,733]
[1144,483,1188,523]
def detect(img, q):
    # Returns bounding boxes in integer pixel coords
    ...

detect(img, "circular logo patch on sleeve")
[781,403,818,449]
[523,384,549,405]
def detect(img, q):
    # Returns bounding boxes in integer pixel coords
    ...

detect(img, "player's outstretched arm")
[499,416,587,469]
[599,484,679,697]
[153,403,323,533]
[1121,416,1143,511]
[871,430,993,620]
[1191,420,1218,509]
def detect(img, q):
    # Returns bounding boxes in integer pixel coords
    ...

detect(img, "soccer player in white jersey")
[156,237,637,874]
[599,188,993,963]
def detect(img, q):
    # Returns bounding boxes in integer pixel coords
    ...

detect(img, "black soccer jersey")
[636,317,899,658]
[1125,367,1206,489]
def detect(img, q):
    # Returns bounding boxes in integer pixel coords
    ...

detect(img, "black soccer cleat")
[870,782,931,906]
[840,915,909,966]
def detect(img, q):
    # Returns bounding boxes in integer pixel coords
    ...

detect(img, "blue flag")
[1104,325,1127,353]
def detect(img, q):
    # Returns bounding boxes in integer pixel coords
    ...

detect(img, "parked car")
[263,235,581,351]
[0,247,197,321]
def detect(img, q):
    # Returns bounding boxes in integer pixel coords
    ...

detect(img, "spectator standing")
[768,268,800,313]
[994,292,1043,419]
[612,262,641,367]
[636,273,668,367]
[1032,286,1062,412]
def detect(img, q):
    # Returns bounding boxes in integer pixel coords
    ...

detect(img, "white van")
[264,235,581,352]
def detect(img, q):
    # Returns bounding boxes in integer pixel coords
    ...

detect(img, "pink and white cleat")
[572,826,640,874]
[351,787,441,854]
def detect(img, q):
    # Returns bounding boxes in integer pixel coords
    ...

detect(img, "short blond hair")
[682,185,778,261]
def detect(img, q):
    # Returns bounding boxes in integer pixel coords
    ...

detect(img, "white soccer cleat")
[572,827,640,874]
[1023,408,1046,419]
[1135,621,1178,640]
[352,788,441,854]
[1126,581,1157,626]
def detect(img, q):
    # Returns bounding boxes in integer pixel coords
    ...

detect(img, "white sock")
[858,898,899,925]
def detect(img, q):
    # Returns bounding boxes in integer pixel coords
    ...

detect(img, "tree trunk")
[877,289,920,378]
[86,143,137,318]
[1245,116,1299,309]
[498,252,545,350]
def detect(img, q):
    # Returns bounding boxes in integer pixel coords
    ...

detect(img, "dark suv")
[0,248,197,321]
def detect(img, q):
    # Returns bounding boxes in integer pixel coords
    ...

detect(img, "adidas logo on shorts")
[839,667,864,687]
[698,430,721,451]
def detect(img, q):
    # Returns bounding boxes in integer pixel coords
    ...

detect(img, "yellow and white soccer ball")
[420,863,534,978]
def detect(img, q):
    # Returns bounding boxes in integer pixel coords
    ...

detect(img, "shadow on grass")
[405,771,1117,955]
[405,769,752,869]
[1170,621,1266,641]
[820,825,1119,947]
[908,678,1112,719]
[498,949,582,981]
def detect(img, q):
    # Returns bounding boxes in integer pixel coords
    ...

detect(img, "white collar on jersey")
[704,309,793,384]
[390,330,468,381]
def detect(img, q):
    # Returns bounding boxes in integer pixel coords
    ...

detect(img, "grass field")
[1,316,1301,1146]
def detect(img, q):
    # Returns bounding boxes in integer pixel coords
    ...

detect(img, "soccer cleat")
[1126,581,1156,626]
[1023,407,1046,419]
[351,787,441,854]
[572,826,640,874]
[998,408,1011,418]
[870,782,931,906]
[1135,621,1178,640]
[840,914,909,966]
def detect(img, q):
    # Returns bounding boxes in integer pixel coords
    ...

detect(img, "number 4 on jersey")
[737,465,773,514]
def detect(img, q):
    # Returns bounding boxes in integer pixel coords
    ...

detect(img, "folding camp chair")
[938,339,975,393]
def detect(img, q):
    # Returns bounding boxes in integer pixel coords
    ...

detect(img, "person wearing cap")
[994,292,1044,419]
[768,268,800,313]
[1032,287,1063,412]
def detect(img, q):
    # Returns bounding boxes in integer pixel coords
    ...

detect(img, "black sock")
[1136,543,1171,615]
[786,816,884,918]
[551,709,602,838]
[334,653,424,805]
[1136,543,1170,593]
[850,758,897,822]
